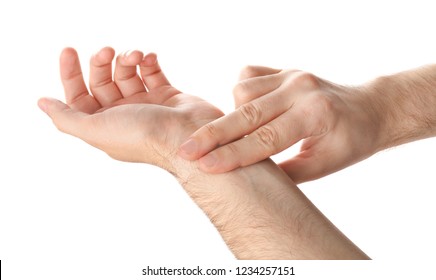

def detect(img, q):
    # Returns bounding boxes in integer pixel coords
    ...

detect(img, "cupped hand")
[178,66,381,183]
[38,47,223,170]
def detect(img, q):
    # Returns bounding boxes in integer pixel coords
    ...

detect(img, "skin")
[179,65,436,183]
[38,47,369,259]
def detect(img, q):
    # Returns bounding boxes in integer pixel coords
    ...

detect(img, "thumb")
[38,97,69,116]
[38,97,88,137]
[279,156,321,184]
[279,152,330,184]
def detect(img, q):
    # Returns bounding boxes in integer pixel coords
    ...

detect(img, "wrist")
[146,95,368,259]
[363,67,436,150]
[343,82,389,153]
[168,155,368,259]
[170,157,299,258]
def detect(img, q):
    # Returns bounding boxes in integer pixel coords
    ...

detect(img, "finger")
[279,145,333,184]
[139,53,171,90]
[279,135,354,184]
[197,109,307,173]
[60,48,101,113]
[89,47,123,106]
[178,90,292,161]
[233,73,283,108]
[238,65,281,81]
[114,50,146,97]
[279,157,318,184]
[38,97,90,139]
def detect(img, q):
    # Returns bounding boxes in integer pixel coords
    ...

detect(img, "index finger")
[60,48,101,114]
[178,90,292,160]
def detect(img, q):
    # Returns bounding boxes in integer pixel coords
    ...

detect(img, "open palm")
[38,47,223,168]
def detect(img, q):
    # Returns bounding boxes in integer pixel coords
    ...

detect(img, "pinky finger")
[140,53,170,90]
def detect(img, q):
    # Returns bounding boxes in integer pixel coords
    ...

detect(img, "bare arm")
[39,47,368,259]
[179,65,436,183]
[364,65,436,151]
[172,156,368,259]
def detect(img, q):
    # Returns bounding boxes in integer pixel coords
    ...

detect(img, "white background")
[1,0,435,279]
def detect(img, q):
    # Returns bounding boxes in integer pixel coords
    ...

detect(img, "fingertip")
[199,153,219,172]
[92,46,115,65]
[38,97,57,111]
[141,53,157,67]
[37,97,68,116]
[37,98,49,113]
[61,47,78,57]
[60,47,82,80]
[60,47,79,66]
[178,138,199,160]
[101,46,115,56]
[139,52,170,89]
[115,50,143,66]
[120,50,143,65]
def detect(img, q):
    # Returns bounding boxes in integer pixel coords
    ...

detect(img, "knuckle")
[232,80,249,100]
[287,71,320,90]
[222,143,242,166]
[203,122,219,139]
[116,71,136,82]
[254,125,280,153]
[316,93,335,112]
[238,103,262,126]
[224,142,239,156]
[306,92,335,115]
[90,77,113,90]
[53,120,67,134]
[53,118,75,136]
[299,93,336,134]
[239,65,258,80]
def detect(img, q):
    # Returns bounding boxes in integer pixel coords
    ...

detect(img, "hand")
[38,50,369,259]
[38,47,223,171]
[178,66,381,183]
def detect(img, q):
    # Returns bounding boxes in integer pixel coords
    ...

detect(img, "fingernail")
[179,139,198,155]
[142,53,157,66]
[124,50,134,57]
[200,153,217,168]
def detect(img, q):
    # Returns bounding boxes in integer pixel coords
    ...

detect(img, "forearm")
[365,65,436,150]
[44,47,368,259]
[169,156,369,259]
